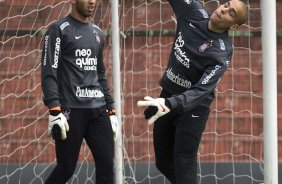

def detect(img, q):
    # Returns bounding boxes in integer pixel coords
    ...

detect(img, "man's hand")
[109,115,119,141]
[137,96,170,125]
[108,109,119,141]
[48,113,69,140]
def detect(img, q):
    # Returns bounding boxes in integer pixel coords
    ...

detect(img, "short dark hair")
[237,1,249,25]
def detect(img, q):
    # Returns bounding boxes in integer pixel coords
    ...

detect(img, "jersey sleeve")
[166,60,229,111]
[97,33,115,110]
[41,25,62,109]
[168,0,203,19]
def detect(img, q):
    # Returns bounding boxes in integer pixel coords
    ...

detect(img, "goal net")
[0,0,264,184]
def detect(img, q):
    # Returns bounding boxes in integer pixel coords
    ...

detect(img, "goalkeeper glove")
[137,96,170,125]
[144,106,159,120]
[108,109,119,141]
[48,107,69,140]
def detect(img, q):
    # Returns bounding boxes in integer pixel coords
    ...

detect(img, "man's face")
[74,0,96,17]
[210,0,246,31]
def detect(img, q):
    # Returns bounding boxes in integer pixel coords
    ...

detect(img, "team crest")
[199,40,213,53]
[184,0,192,4]
[226,60,230,67]
[93,30,101,44]
[218,39,225,50]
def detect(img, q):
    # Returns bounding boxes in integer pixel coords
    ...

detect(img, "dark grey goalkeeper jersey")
[41,15,114,109]
[161,0,233,111]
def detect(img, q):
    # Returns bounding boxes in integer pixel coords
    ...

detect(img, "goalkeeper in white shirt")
[137,0,248,183]
[41,0,118,183]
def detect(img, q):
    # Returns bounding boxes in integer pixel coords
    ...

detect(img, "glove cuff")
[107,108,116,116]
[49,106,61,116]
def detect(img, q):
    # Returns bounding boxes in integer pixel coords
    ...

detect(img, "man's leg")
[174,106,210,184]
[85,107,114,184]
[153,112,177,184]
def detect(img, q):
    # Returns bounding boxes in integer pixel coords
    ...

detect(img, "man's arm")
[41,25,61,109]
[137,61,228,124]
[96,32,119,140]
[97,33,115,110]
[41,25,69,140]
[168,0,203,19]
[167,61,229,111]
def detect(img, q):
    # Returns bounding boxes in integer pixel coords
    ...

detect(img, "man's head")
[70,0,97,22]
[208,0,248,33]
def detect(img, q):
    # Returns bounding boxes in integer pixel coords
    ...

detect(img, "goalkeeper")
[41,0,118,183]
[137,0,248,183]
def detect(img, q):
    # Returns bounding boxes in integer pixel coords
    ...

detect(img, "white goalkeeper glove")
[48,113,69,140]
[137,96,170,125]
[109,115,119,141]
[108,109,119,141]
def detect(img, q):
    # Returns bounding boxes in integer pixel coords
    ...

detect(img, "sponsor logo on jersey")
[76,87,104,98]
[166,67,192,88]
[199,9,208,18]
[192,114,199,118]
[218,39,225,50]
[52,37,61,68]
[201,65,221,84]
[43,35,49,66]
[75,49,97,71]
[75,36,82,39]
[174,32,190,68]
[60,22,69,30]
[189,22,196,28]
[199,40,213,53]
[184,0,192,4]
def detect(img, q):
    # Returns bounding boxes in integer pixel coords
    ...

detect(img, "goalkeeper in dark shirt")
[41,0,118,183]
[137,0,248,183]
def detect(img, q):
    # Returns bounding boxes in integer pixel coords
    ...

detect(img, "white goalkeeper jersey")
[41,15,114,109]
[160,0,233,111]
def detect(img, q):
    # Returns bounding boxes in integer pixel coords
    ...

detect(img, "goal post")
[261,0,278,183]
[0,0,279,184]
[110,0,123,183]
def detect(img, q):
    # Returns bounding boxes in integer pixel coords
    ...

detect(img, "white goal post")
[261,0,278,183]
[110,0,123,183]
[0,0,278,184]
